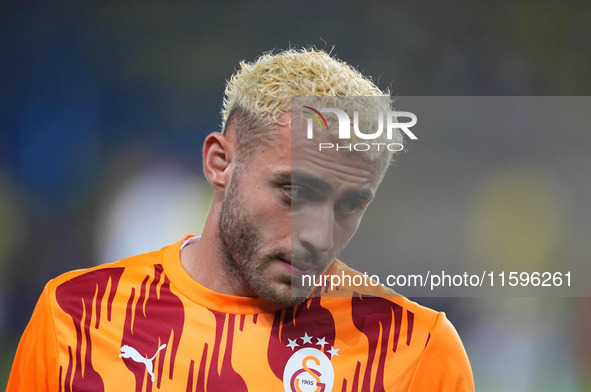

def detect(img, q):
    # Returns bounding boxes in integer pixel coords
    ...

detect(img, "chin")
[254,282,309,307]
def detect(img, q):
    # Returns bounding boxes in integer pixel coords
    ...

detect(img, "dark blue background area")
[2,2,591,389]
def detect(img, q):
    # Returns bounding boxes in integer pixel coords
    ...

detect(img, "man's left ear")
[202,132,234,191]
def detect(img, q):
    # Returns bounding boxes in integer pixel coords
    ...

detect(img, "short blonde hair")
[222,48,387,130]
[221,48,399,168]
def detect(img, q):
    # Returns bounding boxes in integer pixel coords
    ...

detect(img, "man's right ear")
[202,132,234,191]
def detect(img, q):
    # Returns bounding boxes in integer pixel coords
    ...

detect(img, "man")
[8,49,474,391]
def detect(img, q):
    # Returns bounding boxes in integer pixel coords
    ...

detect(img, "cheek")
[245,192,291,231]
[335,216,364,245]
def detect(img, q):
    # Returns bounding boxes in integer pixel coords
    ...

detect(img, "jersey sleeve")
[407,312,475,392]
[6,284,60,392]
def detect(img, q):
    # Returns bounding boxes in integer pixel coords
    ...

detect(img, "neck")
[180,201,255,297]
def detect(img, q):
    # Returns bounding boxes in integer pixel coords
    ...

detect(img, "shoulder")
[327,260,474,391]
[45,243,171,296]
[407,310,474,391]
[322,260,441,325]
[317,261,473,389]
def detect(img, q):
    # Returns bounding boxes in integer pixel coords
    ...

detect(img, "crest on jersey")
[282,332,339,392]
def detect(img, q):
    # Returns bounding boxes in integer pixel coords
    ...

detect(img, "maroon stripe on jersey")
[351,361,361,392]
[56,267,125,392]
[239,314,246,331]
[191,343,209,392]
[196,344,208,392]
[62,346,73,392]
[406,310,415,346]
[58,365,63,392]
[425,332,431,348]
[121,264,185,392]
[186,360,195,392]
[205,311,248,391]
[351,294,403,392]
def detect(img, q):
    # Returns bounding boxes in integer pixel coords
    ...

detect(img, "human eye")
[282,185,312,201]
[335,198,367,215]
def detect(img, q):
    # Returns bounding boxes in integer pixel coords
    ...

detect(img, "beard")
[217,173,319,307]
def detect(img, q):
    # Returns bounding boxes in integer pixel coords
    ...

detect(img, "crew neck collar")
[162,235,285,314]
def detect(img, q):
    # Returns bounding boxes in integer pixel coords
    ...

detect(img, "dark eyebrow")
[343,189,374,202]
[275,171,332,193]
[274,171,375,201]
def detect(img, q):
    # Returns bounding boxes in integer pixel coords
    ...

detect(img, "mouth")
[278,257,317,276]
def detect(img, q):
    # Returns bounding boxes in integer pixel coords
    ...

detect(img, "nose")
[294,205,335,254]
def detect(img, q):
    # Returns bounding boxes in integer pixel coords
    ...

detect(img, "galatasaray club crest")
[282,332,339,392]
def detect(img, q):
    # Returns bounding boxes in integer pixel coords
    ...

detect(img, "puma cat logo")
[119,343,167,382]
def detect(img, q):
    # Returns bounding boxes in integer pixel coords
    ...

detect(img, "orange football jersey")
[8,236,474,391]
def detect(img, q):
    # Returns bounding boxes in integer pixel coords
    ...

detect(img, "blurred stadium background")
[1,2,591,390]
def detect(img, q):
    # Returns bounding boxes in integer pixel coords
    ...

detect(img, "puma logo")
[119,343,167,382]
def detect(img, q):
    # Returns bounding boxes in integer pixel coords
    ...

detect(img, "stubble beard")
[217,174,307,307]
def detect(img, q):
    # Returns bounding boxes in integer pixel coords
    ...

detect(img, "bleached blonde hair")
[221,49,399,167]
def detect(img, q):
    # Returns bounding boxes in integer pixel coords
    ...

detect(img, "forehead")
[293,134,381,189]
[248,123,384,192]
